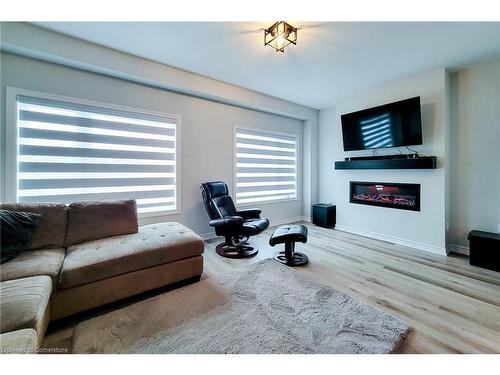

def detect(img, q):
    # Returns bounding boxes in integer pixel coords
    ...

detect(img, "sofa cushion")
[0,203,68,250]
[0,276,52,335]
[64,199,138,246]
[0,248,65,288]
[59,222,204,289]
[0,209,42,263]
[0,329,38,354]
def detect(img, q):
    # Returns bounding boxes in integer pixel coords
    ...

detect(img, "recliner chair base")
[215,241,258,258]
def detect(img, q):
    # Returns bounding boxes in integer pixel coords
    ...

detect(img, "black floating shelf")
[335,156,437,170]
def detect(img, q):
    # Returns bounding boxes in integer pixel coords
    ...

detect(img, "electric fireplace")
[350,181,420,211]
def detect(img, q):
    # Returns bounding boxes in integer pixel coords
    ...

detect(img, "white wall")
[0,52,304,237]
[9,23,497,254]
[0,23,316,121]
[318,69,448,255]
[0,22,320,236]
[448,59,500,252]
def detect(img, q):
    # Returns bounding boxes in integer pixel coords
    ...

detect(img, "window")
[234,127,298,205]
[8,89,180,216]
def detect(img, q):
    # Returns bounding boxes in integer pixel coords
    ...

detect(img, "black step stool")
[269,224,308,266]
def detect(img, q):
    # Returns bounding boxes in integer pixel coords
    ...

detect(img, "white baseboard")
[335,224,448,256]
[448,244,470,256]
[197,216,311,241]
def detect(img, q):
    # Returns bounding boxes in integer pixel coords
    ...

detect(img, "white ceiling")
[35,22,500,109]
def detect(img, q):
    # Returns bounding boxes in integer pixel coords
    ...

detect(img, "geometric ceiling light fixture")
[264,21,298,53]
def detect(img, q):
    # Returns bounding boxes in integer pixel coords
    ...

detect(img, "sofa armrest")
[237,209,262,220]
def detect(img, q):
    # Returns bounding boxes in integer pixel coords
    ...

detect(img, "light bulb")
[276,35,285,49]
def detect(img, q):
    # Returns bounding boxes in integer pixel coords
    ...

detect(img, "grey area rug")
[72,259,409,353]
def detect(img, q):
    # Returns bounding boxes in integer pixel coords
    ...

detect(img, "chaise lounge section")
[0,276,52,353]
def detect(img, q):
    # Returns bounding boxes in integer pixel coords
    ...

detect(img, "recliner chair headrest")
[201,181,229,200]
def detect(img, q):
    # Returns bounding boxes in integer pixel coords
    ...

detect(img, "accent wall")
[318,69,448,255]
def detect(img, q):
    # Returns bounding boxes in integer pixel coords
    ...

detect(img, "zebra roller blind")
[15,94,179,215]
[235,127,298,205]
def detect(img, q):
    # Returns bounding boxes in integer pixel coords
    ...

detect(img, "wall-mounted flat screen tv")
[341,96,423,151]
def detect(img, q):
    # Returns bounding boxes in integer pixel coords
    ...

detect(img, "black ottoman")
[468,230,500,272]
[269,224,308,266]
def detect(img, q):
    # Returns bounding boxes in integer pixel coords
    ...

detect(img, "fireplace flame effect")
[353,193,416,207]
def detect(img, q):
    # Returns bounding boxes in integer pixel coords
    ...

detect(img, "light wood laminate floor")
[44,222,500,353]
[202,222,500,353]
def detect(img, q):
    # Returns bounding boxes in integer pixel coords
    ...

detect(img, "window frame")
[233,124,301,208]
[5,87,182,218]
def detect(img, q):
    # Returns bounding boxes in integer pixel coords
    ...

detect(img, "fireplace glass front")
[350,181,420,211]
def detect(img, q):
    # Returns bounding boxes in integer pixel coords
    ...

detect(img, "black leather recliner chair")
[200,181,270,258]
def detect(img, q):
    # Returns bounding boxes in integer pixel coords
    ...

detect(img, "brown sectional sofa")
[0,200,204,353]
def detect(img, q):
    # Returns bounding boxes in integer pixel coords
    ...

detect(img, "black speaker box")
[312,204,336,229]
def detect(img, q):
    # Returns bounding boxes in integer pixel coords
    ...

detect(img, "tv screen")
[341,97,423,151]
